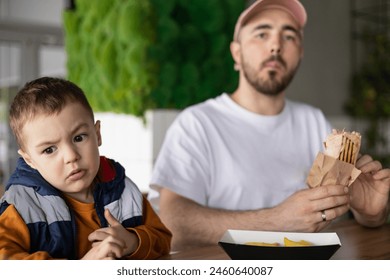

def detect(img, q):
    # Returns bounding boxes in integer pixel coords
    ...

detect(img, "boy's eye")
[74,134,86,143]
[43,147,56,154]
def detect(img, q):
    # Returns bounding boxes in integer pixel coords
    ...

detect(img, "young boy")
[0,77,171,260]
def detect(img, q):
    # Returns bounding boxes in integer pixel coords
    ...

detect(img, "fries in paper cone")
[306,129,362,188]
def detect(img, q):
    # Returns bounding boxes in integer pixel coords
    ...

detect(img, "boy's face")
[18,102,102,202]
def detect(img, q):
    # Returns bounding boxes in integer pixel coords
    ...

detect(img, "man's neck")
[230,86,286,116]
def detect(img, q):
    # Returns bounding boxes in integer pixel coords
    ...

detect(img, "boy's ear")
[18,149,36,169]
[95,120,102,146]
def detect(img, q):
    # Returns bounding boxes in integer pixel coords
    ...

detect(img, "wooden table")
[160,219,390,260]
[325,218,390,259]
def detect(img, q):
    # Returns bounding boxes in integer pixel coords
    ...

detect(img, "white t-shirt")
[148,93,332,211]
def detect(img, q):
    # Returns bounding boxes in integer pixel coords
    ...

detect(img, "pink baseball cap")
[233,0,307,41]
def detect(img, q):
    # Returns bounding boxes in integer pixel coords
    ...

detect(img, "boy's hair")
[9,76,95,148]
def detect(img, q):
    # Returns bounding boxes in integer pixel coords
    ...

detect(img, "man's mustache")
[261,55,287,69]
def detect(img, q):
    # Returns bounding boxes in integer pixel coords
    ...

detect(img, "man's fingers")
[355,154,373,168]
[309,184,349,200]
[372,168,390,181]
[356,155,382,172]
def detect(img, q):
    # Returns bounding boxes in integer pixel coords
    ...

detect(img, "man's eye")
[74,134,86,143]
[283,31,300,42]
[284,35,296,41]
[258,33,267,39]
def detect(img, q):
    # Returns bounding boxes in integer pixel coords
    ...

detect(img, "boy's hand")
[88,209,140,258]
[81,235,125,260]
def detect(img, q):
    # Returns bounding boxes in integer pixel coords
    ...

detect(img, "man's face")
[19,102,101,202]
[235,8,303,96]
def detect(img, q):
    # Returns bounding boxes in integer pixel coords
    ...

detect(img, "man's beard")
[242,55,299,97]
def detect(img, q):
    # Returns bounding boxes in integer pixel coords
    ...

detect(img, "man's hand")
[85,209,139,259]
[271,184,350,232]
[349,154,390,226]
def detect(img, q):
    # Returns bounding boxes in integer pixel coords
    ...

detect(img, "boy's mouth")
[67,169,85,181]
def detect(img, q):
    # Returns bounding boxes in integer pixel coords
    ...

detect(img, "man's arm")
[158,185,350,251]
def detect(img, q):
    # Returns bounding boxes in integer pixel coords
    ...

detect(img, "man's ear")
[230,41,242,71]
[18,149,36,169]
[95,120,102,147]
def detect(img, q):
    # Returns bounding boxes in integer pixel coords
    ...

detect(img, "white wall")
[1,0,64,25]
[0,0,66,86]
[95,112,153,193]
[95,110,179,193]
[289,0,351,117]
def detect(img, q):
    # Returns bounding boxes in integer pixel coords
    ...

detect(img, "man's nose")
[270,36,282,55]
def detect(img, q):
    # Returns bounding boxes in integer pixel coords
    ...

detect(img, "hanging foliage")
[63,0,245,117]
[63,0,157,117]
[149,0,244,110]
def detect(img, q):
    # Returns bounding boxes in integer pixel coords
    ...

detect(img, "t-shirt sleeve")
[149,109,210,208]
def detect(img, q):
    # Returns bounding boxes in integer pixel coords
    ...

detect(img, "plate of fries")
[218,230,341,260]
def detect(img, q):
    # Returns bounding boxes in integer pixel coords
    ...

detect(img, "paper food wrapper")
[306,152,361,188]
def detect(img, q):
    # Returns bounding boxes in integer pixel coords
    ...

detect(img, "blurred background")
[1,0,389,194]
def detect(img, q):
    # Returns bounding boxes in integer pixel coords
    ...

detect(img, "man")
[148,0,390,250]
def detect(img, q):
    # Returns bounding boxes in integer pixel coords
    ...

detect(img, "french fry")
[245,238,313,247]
[283,237,312,247]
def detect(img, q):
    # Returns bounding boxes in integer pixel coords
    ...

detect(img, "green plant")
[345,32,390,164]
[149,0,244,110]
[63,0,245,118]
[63,0,157,117]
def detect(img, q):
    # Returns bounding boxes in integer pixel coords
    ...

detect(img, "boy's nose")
[64,146,80,163]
